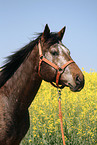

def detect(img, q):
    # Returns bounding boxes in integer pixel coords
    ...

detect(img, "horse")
[0,24,84,145]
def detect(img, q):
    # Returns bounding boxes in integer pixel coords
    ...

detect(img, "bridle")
[38,40,75,89]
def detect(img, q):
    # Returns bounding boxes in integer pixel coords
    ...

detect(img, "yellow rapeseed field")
[21,70,97,145]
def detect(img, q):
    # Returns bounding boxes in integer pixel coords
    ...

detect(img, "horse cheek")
[40,63,56,82]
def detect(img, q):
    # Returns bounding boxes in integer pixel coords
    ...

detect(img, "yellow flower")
[29,139,32,143]
[21,71,97,144]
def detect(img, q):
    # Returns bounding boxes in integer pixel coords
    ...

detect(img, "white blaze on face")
[58,43,70,56]
[58,43,75,86]
[56,43,70,67]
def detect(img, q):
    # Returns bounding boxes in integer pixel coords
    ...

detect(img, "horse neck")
[1,45,42,110]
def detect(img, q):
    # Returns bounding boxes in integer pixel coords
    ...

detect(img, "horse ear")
[58,26,66,41]
[41,24,50,42]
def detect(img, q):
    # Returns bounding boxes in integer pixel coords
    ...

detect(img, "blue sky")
[0,0,97,72]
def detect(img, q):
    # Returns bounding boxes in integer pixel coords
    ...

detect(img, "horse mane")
[0,32,59,88]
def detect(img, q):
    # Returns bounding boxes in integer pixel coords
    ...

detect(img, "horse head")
[38,24,84,92]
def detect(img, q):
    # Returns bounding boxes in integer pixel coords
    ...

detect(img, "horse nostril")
[75,75,81,85]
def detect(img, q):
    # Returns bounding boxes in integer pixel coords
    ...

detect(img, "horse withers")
[0,24,84,145]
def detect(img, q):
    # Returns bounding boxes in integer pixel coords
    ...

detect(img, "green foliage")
[21,71,97,145]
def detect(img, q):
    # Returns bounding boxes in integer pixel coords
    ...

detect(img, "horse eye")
[50,48,58,56]
[51,51,58,56]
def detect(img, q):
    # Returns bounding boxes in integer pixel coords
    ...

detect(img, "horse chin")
[58,81,66,89]
[60,81,83,92]
[68,83,84,92]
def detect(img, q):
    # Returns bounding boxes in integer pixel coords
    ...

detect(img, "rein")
[38,41,75,89]
[57,89,66,145]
